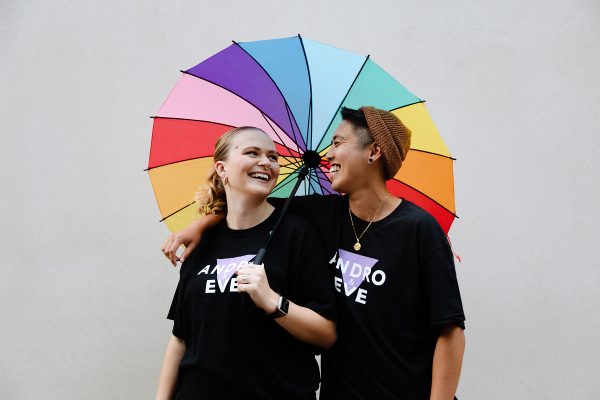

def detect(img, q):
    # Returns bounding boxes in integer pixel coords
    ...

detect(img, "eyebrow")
[242,146,279,157]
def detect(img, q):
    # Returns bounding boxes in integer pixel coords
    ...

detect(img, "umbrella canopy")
[148,35,457,234]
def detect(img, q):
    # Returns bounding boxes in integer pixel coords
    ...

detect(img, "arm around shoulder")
[161,213,224,266]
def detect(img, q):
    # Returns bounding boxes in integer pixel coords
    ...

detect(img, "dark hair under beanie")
[360,106,412,180]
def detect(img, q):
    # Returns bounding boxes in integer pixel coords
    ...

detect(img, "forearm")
[185,213,223,241]
[235,265,336,349]
[274,301,336,349]
[430,325,465,400]
[156,335,186,400]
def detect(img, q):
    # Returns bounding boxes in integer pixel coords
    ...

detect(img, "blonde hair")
[195,127,267,215]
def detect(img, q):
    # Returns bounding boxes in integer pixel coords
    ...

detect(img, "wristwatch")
[269,295,289,319]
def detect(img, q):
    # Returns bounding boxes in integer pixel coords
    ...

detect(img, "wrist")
[267,294,290,319]
[266,291,280,314]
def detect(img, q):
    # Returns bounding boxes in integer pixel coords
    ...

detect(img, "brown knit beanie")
[360,106,412,180]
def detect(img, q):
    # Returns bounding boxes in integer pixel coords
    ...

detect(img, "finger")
[238,282,249,293]
[161,238,178,266]
[236,267,253,276]
[237,273,253,285]
[161,237,172,256]
[180,240,198,263]
[167,240,182,266]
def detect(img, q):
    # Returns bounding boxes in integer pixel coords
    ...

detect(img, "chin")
[249,185,274,198]
[330,179,346,194]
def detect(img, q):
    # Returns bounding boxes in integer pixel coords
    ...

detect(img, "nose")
[326,147,334,160]
[257,156,271,169]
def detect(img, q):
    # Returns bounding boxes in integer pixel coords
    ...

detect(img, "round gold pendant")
[353,242,361,251]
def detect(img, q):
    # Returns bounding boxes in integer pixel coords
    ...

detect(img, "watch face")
[279,297,290,314]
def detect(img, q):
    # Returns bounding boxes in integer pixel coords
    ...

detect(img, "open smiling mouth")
[329,165,340,175]
[249,172,271,182]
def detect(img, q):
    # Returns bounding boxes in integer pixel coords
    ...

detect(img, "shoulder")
[394,200,447,240]
[273,210,326,251]
[277,210,319,234]
[397,200,451,257]
[392,200,438,226]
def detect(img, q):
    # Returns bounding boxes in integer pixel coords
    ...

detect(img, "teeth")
[330,165,340,174]
[250,173,269,181]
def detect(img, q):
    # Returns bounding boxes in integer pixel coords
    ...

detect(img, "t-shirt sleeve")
[167,280,185,339]
[289,222,337,321]
[419,218,465,330]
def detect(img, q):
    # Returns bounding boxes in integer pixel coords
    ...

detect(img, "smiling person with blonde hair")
[155,126,336,400]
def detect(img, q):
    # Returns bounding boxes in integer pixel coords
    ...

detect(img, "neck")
[348,182,400,221]
[225,194,273,230]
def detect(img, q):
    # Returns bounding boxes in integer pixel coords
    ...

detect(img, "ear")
[214,161,226,177]
[368,143,383,162]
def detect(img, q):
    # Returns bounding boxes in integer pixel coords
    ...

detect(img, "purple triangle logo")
[336,249,379,296]
[215,254,255,292]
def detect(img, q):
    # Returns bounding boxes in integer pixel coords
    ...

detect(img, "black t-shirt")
[167,209,336,400]
[271,195,465,400]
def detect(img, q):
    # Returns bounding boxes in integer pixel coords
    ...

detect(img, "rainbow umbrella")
[148,35,457,234]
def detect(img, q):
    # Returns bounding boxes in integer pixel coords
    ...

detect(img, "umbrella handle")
[252,248,267,265]
[251,166,310,265]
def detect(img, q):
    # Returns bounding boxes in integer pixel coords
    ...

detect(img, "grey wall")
[2,1,599,398]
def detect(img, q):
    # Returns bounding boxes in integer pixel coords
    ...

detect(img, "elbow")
[322,331,337,349]
[318,321,337,349]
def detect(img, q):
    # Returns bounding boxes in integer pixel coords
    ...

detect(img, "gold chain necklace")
[348,194,389,251]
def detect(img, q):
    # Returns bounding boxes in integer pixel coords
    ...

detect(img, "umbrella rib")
[271,171,300,194]
[313,168,336,195]
[146,155,209,172]
[307,170,325,195]
[298,34,313,149]
[394,181,459,218]
[308,98,315,150]
[314,55,370,151]
[150,116,235,126]
[289,158,306,169]
[278,160,306,175]
[389,100,426,112]
[305,170,314,194]
[259,111,303,157]
[279,156,305,172]
[181,71,305,152]
[284,103,304,153]
[232,41,307,151]
[409,148,457,161]
[146,153,303,173]
[160,201,196,223]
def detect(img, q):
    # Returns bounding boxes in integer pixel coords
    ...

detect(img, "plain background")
[2,1,599,399]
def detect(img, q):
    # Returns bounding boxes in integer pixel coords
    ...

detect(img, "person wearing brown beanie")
[161,106,465,400]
